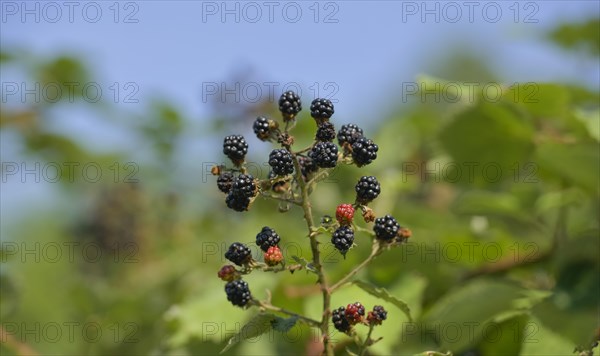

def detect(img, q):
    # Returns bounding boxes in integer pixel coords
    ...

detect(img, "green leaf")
[503,83,570,119]
[352,280,413,322]
[220,313,276,354]
[270,315,298,332]
[477,314,529,356]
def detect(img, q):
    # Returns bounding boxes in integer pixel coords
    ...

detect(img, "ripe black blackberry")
[373,215,400,241]
[351,137,378,166]
[332,307,351,333]
[310,98,334,122]
[253,116,271,141]
[226,193,250,212]
[231,174,257,199]
[367,305,388,325]
[331,226,354,256]
[337,124,364,147]
[225,280,252,307]
[355,176,381,204]
[298,155,317,178]
[225,242,253,266]
[309,142,338,168]
[223,135,248,165]
[217,172,234,194]
[256,226,281,252]
[269,149,294,176]
[278,91,302,120]
[315,121,336,142]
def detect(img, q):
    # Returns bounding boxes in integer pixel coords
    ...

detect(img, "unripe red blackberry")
[337,124,364,147]
[351,137,378,167]
[367,305,387,325]
[217,171,234,194]
[373,215,400,241]
[231,174,257,199]
[355,176,381,204]
[310,98,334,122]
[255,226,281,252]
[225,242,252,266]
[309,142,338,168]
[315,121,336,142]
[331,226,354,256]
[279,91,302,120]
[264,246,283,266]
[223,135,248,165]
[335,203,355,225]
[225,193,250,212]
[217,265,238,282]
[332,306,351,333]
[225,280,252,307]
[269,149,294,176]
[345,302,365,325]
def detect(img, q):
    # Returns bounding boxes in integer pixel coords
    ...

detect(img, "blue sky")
[1,1,599,227]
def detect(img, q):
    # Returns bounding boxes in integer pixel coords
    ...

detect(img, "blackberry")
[218,265,238,282]
[355,176,381,204]
[351,137,378,167]
[217,172,234,194]
[315,121,336,142]
[337,124,364,147]
[225,280,252,307]
[332,307,351,333]
[309,142,338,168]
[253,116,271,141]
[225,242,253,266]
[373,215,400,241]
[269,149,294,176]
[264,246,283,266]
[298,155,318,178]
[335,204,355,225]
[278,91,302,120]
[231,174,257,199]
[256,226,281,252]
[331,226,354,256]
[345,302,365,325]
[226,193,250,212]
[310,98,334,122]
[223,135,248,165]
[367,305,387,326]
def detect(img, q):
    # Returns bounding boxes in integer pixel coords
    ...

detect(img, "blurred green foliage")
[1,19,599,356]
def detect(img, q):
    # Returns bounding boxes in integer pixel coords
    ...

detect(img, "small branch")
[250,262,304,273]
[358,325,376,356]
[259,192,302,206]
[252,300,321,327]
[330,242,382,293]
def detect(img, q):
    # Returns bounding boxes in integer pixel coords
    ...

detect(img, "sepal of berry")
[217,265,239,282]
[225,242,253,266]
[361,206,376,223]
[264,246,283,266]
[335,204,355,225]
[367,305,387,326]
[225,280,252,307]
[345,302,365,325]
[395,227,412,244]
[268,171,289,193]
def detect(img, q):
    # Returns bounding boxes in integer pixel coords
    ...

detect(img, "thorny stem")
[252,300,321,327]
[330,242,382,293]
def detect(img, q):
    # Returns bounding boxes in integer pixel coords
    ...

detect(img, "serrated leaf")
[352,280,413,322]
[220,313,275,354]
[291,255,317,273]
[271,315,298,332]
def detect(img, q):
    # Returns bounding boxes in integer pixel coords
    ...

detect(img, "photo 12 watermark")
[1,161,139,184]
[401,81,539,104]
[1,241,140,264]
[1,1,140,23]
[1,322,139,344]
[202,81,339,104]
[201,1,340,23]
[400,1,540,24]
[1,82,140,104]
[401,161,539,184]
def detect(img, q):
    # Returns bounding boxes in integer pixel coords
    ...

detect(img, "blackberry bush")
[212,91,413,355]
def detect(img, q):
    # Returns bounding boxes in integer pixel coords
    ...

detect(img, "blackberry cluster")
[331,226,354,256]
[332,307,351,333]
[225,242,252,266]
[223,135,248,165]
[256,226,281,252]
[225,280,252,307]
[253,116,271,141]
[373,215,400,241]
[337,124,364,147]
[316,121,336,142]
[217,172,234,194]
[310,98,334,122]
[298,155,318,178]
[279,91,302,120]
[355,176,381,204]
[367,305,387,325]
[269,149,294,176]
[345,302,365,324]
[309,142,338,168]
[351,137,378,166]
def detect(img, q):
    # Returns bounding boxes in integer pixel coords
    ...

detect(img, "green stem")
[330,242,382,293]
[358,325,375,356]
[252,300,320,327]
